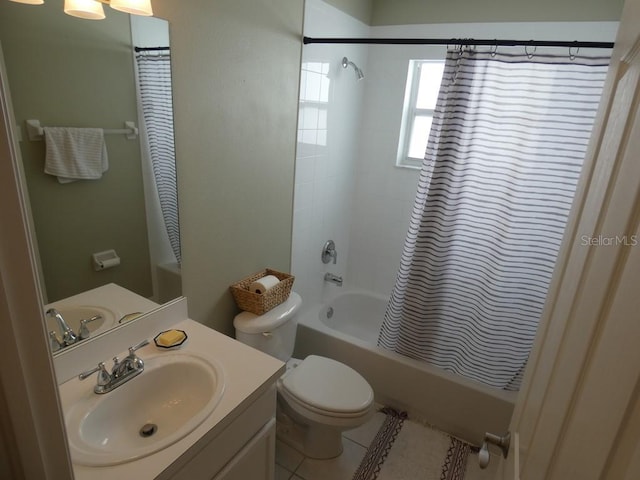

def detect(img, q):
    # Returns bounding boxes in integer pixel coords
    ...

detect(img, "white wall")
[292,0,368,310]
[324,0,372,25]
[371,0,623,25]
[346,21,618,297]
[130,15,170,48]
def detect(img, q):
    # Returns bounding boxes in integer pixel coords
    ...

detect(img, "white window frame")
[396,60,444,169]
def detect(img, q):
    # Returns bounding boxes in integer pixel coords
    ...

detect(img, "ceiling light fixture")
[10,0,153,20]
[108,0,153,16]
[9,0,44,5]
[64,0,105,20]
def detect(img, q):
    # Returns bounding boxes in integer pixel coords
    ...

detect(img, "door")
[499,0,640,478]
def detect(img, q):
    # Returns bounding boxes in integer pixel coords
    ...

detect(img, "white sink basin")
[61,351,225,466]
[46,305,116,339]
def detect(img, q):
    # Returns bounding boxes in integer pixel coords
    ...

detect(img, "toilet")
[233,291,374,459]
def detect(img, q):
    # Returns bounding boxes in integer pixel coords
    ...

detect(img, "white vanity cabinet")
[212,418,276,480]
[160,383,278,480]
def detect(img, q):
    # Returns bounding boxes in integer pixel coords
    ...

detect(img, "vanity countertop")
[65,317,285,479]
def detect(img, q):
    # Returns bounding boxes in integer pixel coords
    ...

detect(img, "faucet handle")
[321,240,338,264]
[127,339,149,370]
[78,314,103,340]
[79,362,111,387]
[129,339,149,356]
[79,362,105,379]
[48,331,63,352]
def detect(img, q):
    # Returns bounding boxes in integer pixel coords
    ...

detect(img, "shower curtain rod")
[134,46,170,52]
[302,36,614,49]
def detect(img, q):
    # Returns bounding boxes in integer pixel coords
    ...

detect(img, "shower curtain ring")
[490,42,498,57]
[525,44,536,59]
[569,42,580,61]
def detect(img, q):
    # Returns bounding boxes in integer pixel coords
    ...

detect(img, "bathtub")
[156,262,182,304]
[293,291,516,445]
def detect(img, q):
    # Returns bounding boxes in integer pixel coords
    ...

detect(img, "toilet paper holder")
[92,249,120,271]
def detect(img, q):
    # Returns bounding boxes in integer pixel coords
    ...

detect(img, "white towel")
[43,127,109,184]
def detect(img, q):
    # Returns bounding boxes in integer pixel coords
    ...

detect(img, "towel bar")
[25,119,138,142]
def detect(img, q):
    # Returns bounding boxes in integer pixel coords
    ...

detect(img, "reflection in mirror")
[0,1,181,347]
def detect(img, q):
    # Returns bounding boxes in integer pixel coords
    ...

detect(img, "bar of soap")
[155,329,186,347]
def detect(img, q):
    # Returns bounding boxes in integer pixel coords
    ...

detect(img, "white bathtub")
[156,262,182,303]
[293,291,516,445]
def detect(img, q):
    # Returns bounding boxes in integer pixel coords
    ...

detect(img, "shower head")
[342,56,364,81]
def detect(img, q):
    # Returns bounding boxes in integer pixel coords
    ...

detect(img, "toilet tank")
[233,292,302,362]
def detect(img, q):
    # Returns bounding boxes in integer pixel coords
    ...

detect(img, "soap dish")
[153,329,188,349]
[119,312,143,324]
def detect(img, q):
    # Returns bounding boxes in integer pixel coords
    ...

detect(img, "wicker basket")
[229,269,295,315]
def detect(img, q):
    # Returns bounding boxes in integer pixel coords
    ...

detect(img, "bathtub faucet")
[324,272,343,286]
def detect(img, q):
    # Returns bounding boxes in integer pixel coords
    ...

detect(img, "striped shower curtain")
[378,49,609,390]
[135,50,181,264]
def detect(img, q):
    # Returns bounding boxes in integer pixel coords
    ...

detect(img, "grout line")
[291,462,307,480]
[291,452,308,479]
[294,454,307,474]
[343,431,372,449]
[347,438,370,449]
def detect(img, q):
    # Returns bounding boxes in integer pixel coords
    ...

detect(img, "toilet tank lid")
[233,291,302,334]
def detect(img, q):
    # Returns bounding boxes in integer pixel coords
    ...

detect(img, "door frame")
[0,42,73,480]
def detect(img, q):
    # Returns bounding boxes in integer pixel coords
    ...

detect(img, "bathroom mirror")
[0,1,181,347]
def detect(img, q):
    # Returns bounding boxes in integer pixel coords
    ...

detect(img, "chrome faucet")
[46,309,103,352]
[46,308,77,347]
[79,339,149,394]
[324,272,343,286]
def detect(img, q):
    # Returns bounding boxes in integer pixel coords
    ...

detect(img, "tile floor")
[274,411,499,480]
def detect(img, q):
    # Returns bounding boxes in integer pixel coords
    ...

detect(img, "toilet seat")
[279,355,373,417]
[278,385,371,421]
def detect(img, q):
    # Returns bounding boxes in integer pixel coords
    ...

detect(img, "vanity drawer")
[167,384,276,480]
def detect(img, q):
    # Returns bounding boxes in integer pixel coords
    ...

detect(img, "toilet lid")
[281,355,373,414]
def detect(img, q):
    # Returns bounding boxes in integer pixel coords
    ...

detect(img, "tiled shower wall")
[346,30,444,298]
[291,0,368,309]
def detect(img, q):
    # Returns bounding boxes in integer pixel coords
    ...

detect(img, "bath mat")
[440,437,472,480]
[352,408,471,480]
[352,407,407,480]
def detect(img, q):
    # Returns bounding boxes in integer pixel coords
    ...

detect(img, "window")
[298,62,330,147]
[396,60,445,168]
